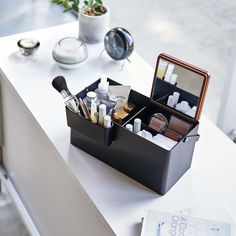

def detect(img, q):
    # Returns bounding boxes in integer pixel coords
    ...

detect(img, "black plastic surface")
[66,79,199,195]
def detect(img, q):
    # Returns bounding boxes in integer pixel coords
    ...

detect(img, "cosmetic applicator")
[52,76,80,114]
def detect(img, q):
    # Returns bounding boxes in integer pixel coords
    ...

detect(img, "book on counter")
[140,210,231,236]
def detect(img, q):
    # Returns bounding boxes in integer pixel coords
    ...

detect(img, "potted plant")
[52,0,109,44]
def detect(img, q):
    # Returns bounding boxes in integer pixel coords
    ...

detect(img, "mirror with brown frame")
[150,54,210,121]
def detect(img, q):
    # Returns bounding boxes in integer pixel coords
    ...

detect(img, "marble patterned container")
[78,7,109,44]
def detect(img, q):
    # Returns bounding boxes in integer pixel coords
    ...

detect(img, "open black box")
[66,54,210,195]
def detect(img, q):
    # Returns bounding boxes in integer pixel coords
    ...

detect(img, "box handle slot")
[183,134,200,143]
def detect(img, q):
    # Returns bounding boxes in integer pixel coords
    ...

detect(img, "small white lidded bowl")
[52,37,88,69]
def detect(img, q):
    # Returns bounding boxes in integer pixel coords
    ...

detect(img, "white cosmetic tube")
[125,124,133,132]
[98,104,106,126]
[104,115,111,128]
[164,63,175,82]
[109,85,131,109]
[134,118,141,133]
[167,95,175,107]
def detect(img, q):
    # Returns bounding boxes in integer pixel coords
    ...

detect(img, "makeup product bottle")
[133,118,141,133]
[173,92,180,106]
[170,74,177,85]
[84,91,100,110]
[164,63,175,82]
[125,124,133,132]
[167,95,175,107]
[90,98,97,124]
[157,60,168,79]
[99,98,117,116]
[104,115,112,128]
[97,75,109,99]
[137,130,153,141]
[98,104,106,126]
[176,101,190,113]
[148,115,167,133]
[186,106,197,117]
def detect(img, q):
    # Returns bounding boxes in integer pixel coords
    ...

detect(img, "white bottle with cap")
[90,98,98,124]
[104,115,112,128]
[97,74,109,99]
[125,124,133,132]
[98,104,106,126]
[134,118,142,133]
[186,106,197,117]
[180,101,189,113]
[167,95,175,107]
[164,63,175,82]
[173,92,180,106]
[84,91,100,110]
[170,74,177,85]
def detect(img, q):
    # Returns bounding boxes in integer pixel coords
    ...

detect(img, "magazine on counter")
[140,210,231,236]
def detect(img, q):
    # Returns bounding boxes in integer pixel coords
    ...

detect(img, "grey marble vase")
[79,8,109,44]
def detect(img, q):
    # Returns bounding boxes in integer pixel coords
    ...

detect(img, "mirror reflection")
[153,58,205,118]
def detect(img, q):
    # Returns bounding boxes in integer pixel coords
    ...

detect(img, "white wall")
[0,82,3,162]
[217,47,236,137]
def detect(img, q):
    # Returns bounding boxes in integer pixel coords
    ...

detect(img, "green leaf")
[95,0,102,4]
[63,1,68,8]
[63,7,71,12]
[88,0,93,7]
[84,0,89,6]
[92,2,99,8]
[72,3,79,12]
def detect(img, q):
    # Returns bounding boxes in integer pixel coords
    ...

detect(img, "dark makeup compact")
[65,53,210,195]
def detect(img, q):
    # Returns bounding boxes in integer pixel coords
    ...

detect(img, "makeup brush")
[52,76,80,114]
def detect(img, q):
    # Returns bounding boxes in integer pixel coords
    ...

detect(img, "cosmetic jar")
[137,130,153,141]
[52,37,88,69]
[83,91,100,110]
[148,113,168,133]
[168,115,191,136]
[17,38,40,55]
[164,128,182,142]
[112,107,130,123]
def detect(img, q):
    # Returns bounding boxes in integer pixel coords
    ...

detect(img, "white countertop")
[1,22,236,236]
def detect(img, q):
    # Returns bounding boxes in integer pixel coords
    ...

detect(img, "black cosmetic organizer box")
[66,53,210,195]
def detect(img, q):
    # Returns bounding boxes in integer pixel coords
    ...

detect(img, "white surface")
[0,81,2,148]
[0,22,236,236]
[0,167,40,236]
[0,73,115,236]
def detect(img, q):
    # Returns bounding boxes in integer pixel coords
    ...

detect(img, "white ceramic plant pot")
[79,7,109,44]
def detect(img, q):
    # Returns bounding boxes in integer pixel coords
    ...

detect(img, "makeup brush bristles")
[52,76,68,93]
